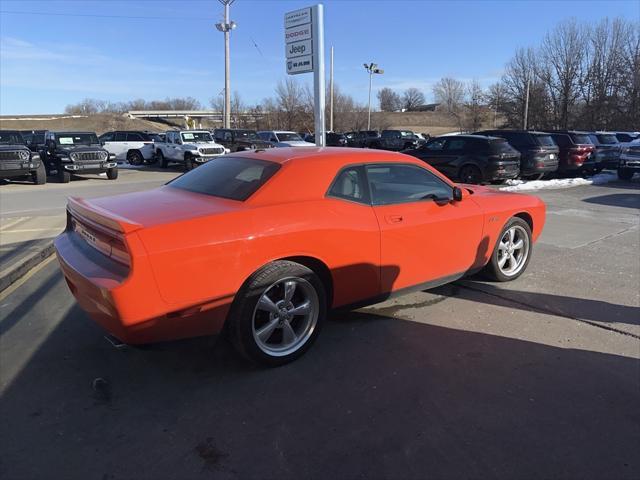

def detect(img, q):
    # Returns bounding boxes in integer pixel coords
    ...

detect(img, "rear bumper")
[54,230,226,344]
[486,162,520,180]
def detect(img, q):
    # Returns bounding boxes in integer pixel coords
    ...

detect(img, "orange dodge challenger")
[55,147,545,365]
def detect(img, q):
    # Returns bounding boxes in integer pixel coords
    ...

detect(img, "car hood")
[184,142,225,149]
[276,141,315,147]
[78,185,244,230]
[0,144,29,151]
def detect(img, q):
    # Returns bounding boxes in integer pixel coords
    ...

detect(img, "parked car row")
[402,129,639,184]
[0,129,116,185]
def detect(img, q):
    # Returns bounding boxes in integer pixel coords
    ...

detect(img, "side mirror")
[453,186,463,202]
[47,142,55,154]
[100,141,105,146]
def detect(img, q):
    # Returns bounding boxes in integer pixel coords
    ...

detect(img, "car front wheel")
[229,261,326,366]
[618,168,635,180]
[484,217,532,282]
[459,164,483,184]
[32,162,46,185]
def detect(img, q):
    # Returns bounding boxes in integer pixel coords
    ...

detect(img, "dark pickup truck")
[213,129,272,152]
[344,130,380,148]
[0,130,46,184]
[41,131,117,183]
[368,130,420,151]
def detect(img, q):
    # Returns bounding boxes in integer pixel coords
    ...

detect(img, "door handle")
[385,215,403,224]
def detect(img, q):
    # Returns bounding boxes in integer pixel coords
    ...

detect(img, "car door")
[366,163,484,292]
[412,137,450,171]
[111,132,128,160]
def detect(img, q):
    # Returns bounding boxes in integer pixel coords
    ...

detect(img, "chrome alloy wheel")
[252,277,319,357]
[497,225,530,277]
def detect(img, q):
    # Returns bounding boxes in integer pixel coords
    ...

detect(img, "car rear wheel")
[618,168,634,180]
[459,165,483,184]
[126,150,143,166]
[32,162,46,185]
[229,261,326,366]
[484,217,532,282]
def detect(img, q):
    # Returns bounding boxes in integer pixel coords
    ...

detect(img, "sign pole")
[329,46,334,133]
[312,4,325,147]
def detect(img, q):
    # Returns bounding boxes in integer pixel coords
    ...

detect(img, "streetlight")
[215,0,237,129]
[364,62,383,131]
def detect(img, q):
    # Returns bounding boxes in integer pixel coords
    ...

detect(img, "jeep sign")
[286,39,312,59]
[284,4,325,146]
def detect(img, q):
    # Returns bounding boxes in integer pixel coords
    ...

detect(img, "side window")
[100,132,115,142]
[167,132,174,144]
[127,133,144,142]
[366,164,453,206]
[445,138,467,150]
[224,132,233,141]
[553,134,569,147]
[425,138,446,150]
[214,130,225,141]
[328,166,368,204]
[114,132,126,142]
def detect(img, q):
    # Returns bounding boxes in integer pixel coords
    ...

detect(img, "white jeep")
[155,130,227,170]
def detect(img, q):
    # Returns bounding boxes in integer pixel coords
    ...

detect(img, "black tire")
[617,168,634,180]
[32,162,46,185]
[228,260,326,367]
[157,150,168,168]
[126,150,143,166]
[483,217,533,282]
[524,173,545,181]
[58,169,71,183]
[184,155,193,171]
[106,167,118,180]
[458,164,483,184]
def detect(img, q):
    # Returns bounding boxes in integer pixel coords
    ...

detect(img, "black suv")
[588,132,622,170]
[20,130,47,154]
[0,130,46,184]
[474,130,559,179]
[303,132,348,146]
[213,129,272,152]
[41,131,117,183]
[542,130,596,174]
[344,130,380,148]
[404,135,520,184]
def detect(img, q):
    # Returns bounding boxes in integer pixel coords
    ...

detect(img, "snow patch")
[500,172,618,192]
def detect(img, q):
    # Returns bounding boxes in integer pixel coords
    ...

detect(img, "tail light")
[70,213,131,266]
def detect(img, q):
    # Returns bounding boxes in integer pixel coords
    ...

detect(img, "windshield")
[570,133,593,145]
[596,134,618,145]
[235,130,260,140]
[276,132,303,142]
[533,134,556,147]
[55,133,99,145]
[168,157,281,201]
[181,132,213,143]
[0,131,24,145]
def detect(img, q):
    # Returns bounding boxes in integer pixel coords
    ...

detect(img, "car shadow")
[582,193,640,209]
[433,279,640,329]
[1,264,638,479]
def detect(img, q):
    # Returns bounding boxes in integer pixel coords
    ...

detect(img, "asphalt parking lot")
[0,171,639,479]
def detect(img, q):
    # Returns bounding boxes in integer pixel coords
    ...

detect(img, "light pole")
[216,0,237,129]
[364,62,383,130]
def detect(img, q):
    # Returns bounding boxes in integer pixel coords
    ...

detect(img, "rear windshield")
[55,133,99,145]
[570,133,592,145]
[489,139,516,154]
[533,134,556,147]
[0,131,24,145]
[596,134,619,145]
[168,157,280,201]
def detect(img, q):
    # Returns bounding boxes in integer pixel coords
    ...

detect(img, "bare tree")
[275,78,309,131]
[432,77,464,114]
[402,87,426,111]
[538,19,586,128]
[486,82,507,127]
[377,87,402,112]
[463,80,487,131]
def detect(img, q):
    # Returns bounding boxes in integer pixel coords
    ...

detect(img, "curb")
[0,242,56,293]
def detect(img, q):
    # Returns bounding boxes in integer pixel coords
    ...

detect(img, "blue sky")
[1,0,638,114]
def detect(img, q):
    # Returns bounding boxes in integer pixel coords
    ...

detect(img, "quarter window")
[445,138,467,150]
[328,167,368,204]
[100,132,115,142]
[366,164,453,205]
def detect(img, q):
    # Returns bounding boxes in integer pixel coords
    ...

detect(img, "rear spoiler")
[67,197,142,234]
